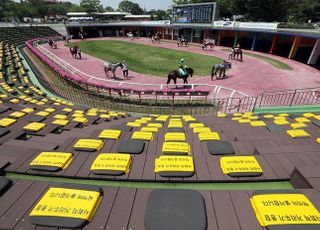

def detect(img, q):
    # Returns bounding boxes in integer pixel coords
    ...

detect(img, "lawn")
[66,40,222,77]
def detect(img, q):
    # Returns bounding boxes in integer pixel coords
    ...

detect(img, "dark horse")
[177,38,189,47]
[167,67,194,87]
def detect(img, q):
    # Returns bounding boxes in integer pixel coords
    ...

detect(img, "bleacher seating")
[0,26,60,45]
[0,27,320,230]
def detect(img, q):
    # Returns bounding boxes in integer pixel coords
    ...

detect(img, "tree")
[105,6,115,12]
[153,10,171,20]
[80,0,103,15]
[118,0,144,15]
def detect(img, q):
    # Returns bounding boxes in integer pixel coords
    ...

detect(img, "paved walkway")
[41,37,320,97]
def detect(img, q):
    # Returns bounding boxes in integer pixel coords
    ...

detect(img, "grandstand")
[0,14,320,230]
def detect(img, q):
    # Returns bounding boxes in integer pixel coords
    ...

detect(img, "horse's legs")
[211,67,216,80]
[166,77,171,85]
[173,78,178,88]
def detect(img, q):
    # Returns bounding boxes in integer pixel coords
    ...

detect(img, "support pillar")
[190,29,193,43]
[171,28,174,40]
[288,36,302,59]
[251,33,258,50]
[308,39,320,65]
[233,31,239,47]
[269,35,279,54]
[217,30,222,46]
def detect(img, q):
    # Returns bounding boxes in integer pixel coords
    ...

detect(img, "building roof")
[124,15,151,19]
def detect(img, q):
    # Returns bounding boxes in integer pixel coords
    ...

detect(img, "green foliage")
[0,0,82,21]
[105,6,115,12]
[118,0,144,15]
[153,10,171,20]
[80,0,103,14]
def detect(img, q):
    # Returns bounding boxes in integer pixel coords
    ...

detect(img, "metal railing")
[255,87,320,108]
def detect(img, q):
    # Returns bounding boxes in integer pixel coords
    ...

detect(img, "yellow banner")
[251,193,320,227]
[35,111,49,117]
[155,156,194,172]
[287,129,310,138]
[147,123,163,128]
[250,121,266,127]
[295,117,311,123]
[263,114,274,119]
[232,117,242,121]
[98,129,121,139]
[74,139,104,151]
[45,108,56,113]
[290,123,307,129]
[91,153,131,173]
[141,127,159,133]
[23,122,46,132]
[155,116,169,122]
[52,119,70,126]
[30,152,73,169]
[73,117,88,124]
[220,156,263,174]
[168,122,183,128]
[131,131,153,141]
[0,118,16,127]
[30,187,102,221]
[193,127,211,134]
[126,122,141,127]
[140,117,152,121]
[162,142,190,155]
[303,113,315,118]
[233,113,242,117]
[217,113,227,118]
[189,123,204,128]
[165,132,186,141]
[183,115,196,122]
[198,132,220,141]
[274,119,289,125]
[54,114,68,120]
[9,111,26,118]
[238,119,251,123]
[21,108,34,114]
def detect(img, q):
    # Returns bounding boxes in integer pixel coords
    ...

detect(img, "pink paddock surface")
[41,37,320,97]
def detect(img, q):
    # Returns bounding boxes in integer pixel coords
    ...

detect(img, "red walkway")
[41,37,320,97]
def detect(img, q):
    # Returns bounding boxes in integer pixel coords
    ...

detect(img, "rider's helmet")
[180,58,184,62]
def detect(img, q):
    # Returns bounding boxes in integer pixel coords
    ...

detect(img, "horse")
[69,47,77,59]
[202,39,215,50]
[167,67,194,87]
[127,32,134,40]
[104,62,123,79]
[177,37,188,47]
[63,35,73,43]
[211,61,232,80]
[154,33,161,43]
[48,39,57,49]
[233,48,243,61]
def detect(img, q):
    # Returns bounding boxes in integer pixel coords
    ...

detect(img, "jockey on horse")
[179,58,187,77]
